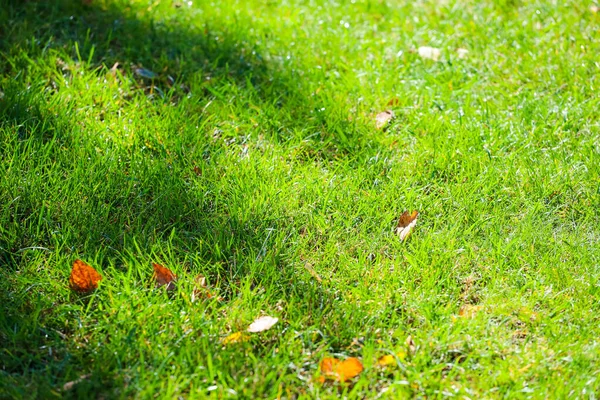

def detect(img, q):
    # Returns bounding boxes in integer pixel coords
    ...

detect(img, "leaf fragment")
[418,46,441,61]
[396,210,419,241]
[152,263,177,291]
[318,357,363,383]
[375,110,394,129]
[69,259,102,293]
[247,316,279,333]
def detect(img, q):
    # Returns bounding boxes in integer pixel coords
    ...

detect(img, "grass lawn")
[1,0,600,398]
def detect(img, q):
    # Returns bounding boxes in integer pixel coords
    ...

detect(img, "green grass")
[1,0,599,398]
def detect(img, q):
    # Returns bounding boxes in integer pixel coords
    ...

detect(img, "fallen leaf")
[107,62,121,77]
[247,316,278,333]
[153,263,177,291]
[318,357,363,383]
[377,354,396,367]
[375,110,394,129]
[418,46,441,61]
[458,304,483,318]
[405,336,416,355]
[69,259,102,293]
[396,210,419,241]
[191,274,223,302]
[387,98,400,107]
[191,274,207,302]
[221,331,249,345]
[456,48,469,59]
[62,374,91,391]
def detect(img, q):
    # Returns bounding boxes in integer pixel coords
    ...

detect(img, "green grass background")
[1,0,599,398]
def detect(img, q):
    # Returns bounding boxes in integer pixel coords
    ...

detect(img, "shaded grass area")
[1,0,599,398]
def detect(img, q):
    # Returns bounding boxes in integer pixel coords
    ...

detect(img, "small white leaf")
[418,46,441,61]
[247,316,278,333]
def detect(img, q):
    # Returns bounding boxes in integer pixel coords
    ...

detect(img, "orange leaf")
[319,357,363,383]
[152,263,177,291]
[396,210,419,241]
[69,259,102,293]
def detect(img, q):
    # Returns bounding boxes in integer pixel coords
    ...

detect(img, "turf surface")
[1,0,599,398]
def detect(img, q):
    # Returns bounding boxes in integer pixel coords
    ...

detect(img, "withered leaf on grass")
[318,357,363,383]
[396,210,419,241]
[377,354,396,367]
[377,350,407,368]
[221,331,249,345]
[69,259,102,293]
[418,46,441,61]
[153,263,177,291]
[191,274,222,302]
[375,110,394,129]
[247,316,278,333]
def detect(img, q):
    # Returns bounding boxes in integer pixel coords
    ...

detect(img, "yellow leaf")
[221,332,249,345]
[377,354,396,367]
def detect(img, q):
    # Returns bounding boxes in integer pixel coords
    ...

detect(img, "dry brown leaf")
[396,210,419,241]
[375,110,394,129]
[418,46,441,61]
[318,357,363,383]
[247,316,278,333]
[221,331,249,345]
[69,259,102,293]
[152,263,177,291]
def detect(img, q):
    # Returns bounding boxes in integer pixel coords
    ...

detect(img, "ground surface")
[1,0,599,398]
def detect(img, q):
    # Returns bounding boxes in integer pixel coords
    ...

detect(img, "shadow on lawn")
[0,1,342,397]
